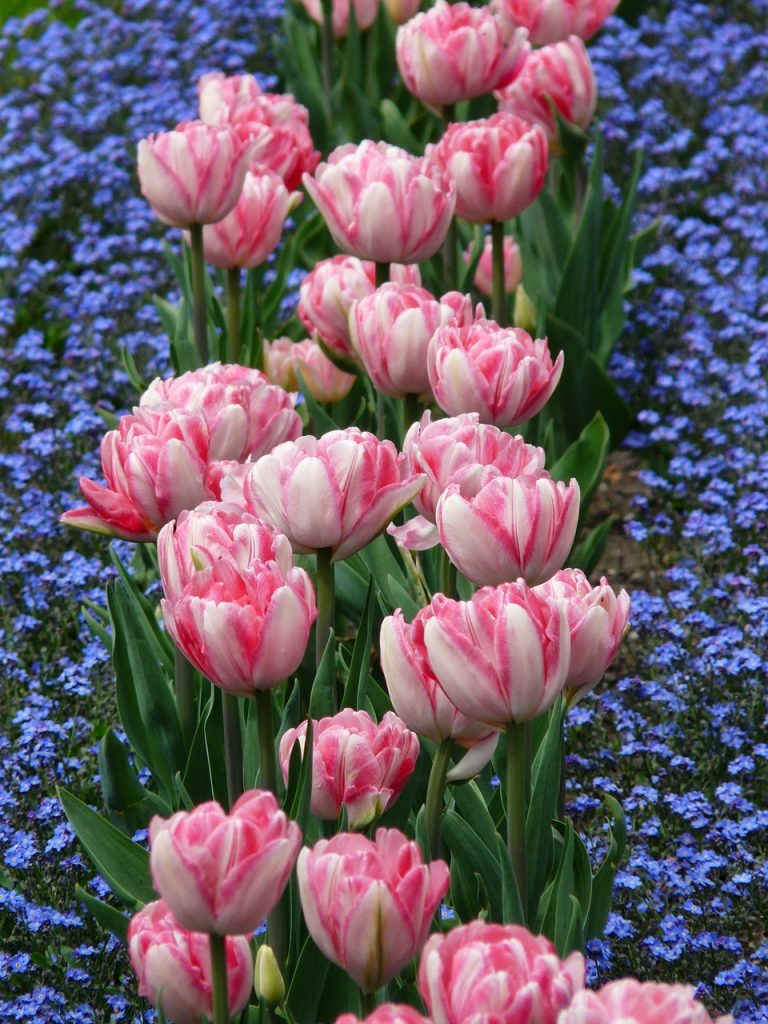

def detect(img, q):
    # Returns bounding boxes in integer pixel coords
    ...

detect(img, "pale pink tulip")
[279,709,419,828]
[299,0,381,37]
[436,474,580,586]
[222,428,425,562]
[265,337,356,403]
[382,0,421,24]
[433,113,548,224]
[128,900,253,1023]
[297,830,450,991]
[533,568,630,700]
[149,790,301,936]
[492,0,619,46]
[304,141,456,264]
[137,121,252,228]
[428,318,563,426]
[337,1009,428,1024]
[497,36,597,141]
[60,406,211,542]
[159,507,316,694]
[558,980,734,1024]
[223,92,319,191]
[396,1,529,109]
[466,234,522,296]
[140,362,301,462]
[422,582,571,728]
[198,71,263,122]
[419,921,584,1024]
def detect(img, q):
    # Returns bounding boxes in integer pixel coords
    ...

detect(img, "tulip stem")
[316,547,335,674]
[374,261,390,288]
[174,646,197,750]
[491,219,507,327]
[227,267,241,363]
[190,222,208,364]
[425,739,452,860]
[439,549,457,600]
[506,722,529,923]
[209,933,229,1024]
[222,691,244,809]
[360,988,378,1017]
[320,0,334,129]
[255,689,277,795]
[403,392,420,432]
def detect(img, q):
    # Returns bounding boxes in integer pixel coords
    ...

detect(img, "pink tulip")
[558,979,734,1024]
[297,829,450,991]
[223,92,319,191]
[221,428,425,561]
[137,121,252,228]
[304,141,456,264]
[396,1,529,109]
[198,71,263,122]
[382,0,421,25]
[422,582,571,728]
[492,0,619,45]
[433,113,548,224]
[60,406,211,542]
[533,568,630,700]
[349,283,459,399]
[279,709,419,829]
[428,318,563,426]
[159,506,317,694]
[497,36,597,141]
[148,789,301,936]
[337,1008,429,1024]
[419,921,584,1024]
[128,900,253,1023]
[298,255,421,359]
[299,0,381,37]
[436,474,580,586]
[140,362,302,462]
[466,234,522,296]
[265,337,356,403]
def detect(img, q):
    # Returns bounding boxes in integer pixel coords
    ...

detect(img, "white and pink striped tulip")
[466,234,522,296]
[298,0,381,36]
[265,337,355,403]
[198,71,263,122]
[558,979,734,1024]
[224,92,319,191]
[297,829,450,991]
[303,141,456,264]
[492,0,619,45]
[279,709,419,829]
[128,900,253,1023]
[137,120,252,228]
[337,1008,430,1024]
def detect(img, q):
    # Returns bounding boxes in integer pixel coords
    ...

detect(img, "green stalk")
[490,219,507,327]
[189,223,208,364]
[222,692,243,809]
[506,722,529,923]
[441,103,457,292]
[374,261,390,288]
[254,688,288,968]
[209,933,230,1024]
[174,647,196,749]
[439,549,458,600]
[226,267,241,363]
[315,546,335,671]
[359,988,378,1016]
[403,391,420,432]
[425,739,452,860]
[321,0,334,129]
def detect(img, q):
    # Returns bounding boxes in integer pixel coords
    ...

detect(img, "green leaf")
[496,833,526,926]
[74,885,129,944]
[203,686,230,807]
[526,701,564,917]
[341,576,376,709]
[98,729,170,835]
[295,367,340,435]
[443,811,503,922]
[380,99,420,151]
[585,796,627,940]
[550,412,611,515]
[308,630,337,720]
[358,535,419,619]
[286,934,331,1024]
[568,516,616,575]
[288,719,314,836]
[450,779,500,855]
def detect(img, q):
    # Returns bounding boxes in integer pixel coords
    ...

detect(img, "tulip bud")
[513,283,537,333]
[255,945,285,1008]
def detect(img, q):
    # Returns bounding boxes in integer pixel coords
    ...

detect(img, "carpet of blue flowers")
[0,0,766,1021]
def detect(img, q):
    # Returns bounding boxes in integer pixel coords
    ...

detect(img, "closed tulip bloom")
[297,830,450,991]
[224,92,320,191]
[223,428,425,562]
[338,1009,429,1024]
[492,0,619,45]
[436,474,580,586]
[198,71,263,122]
[128,900,253,1024]
[304,141,456,264]
[137,121,252,228]
[299,0,381,37]
[428,319,563,426]
[382,0,421,25]
[466,234,522,296]
[148,789,301,936]
[497,36,597,141]
[265,338,355,403]
[279,709,419,828]
[396,1,529,109]
[140,362,301,462]
[558,980,734,1024]
[433,113,548,224]
[423,582,571,728]
[60,406,211,542]
[419,921,584,1024]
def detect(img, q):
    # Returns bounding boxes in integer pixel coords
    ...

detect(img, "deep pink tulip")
[558,979,734,1024]
[297,829,450,991]
[349,283,459,399]
[140,362,302,462]
[128,900,253,1024]
[198,71,263,122]
[396,1,529,109]
[428,318,564,426]
[149,789,301,936]
[466,234,522,296]
[265,337,356,403]
[436,474,580,586]
[433,113,548,224]
[221,428,425,562]
[298,255,421,358]
[279,709,419,829]
[304,141,456,264]
[422,582,571,728]
[337,1008,429,1024]
[137,121,252,228]
[299,0,381,37]
[382,0,421,24]
[492,0,619,45]
[60,406,211,542]
[533,568,630,700]
[159,506,316,694]
[497,36,597,141]
[419,921,584,1024]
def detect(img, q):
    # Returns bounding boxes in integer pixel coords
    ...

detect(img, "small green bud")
[255,945,285,1008]
[513,284,537,335]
